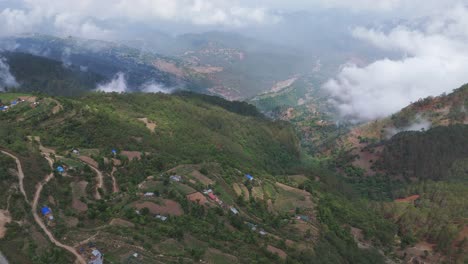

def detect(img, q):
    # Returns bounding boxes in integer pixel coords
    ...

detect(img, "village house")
[245,174,254,181]
[169,175,182,182]
[144,192,155,197]
[78,243,104,264]
[155,214,168,221]
[41,206,55,226]
[230,207,239,215]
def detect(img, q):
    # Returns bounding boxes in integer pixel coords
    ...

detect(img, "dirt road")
[34,148,87,264]
[31,172,86,264]
[1,148,86,263]
[111,167,119,193]
[0,150,28,203]
[79,157,104,200]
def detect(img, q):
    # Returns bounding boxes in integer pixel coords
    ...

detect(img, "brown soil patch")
[65,217,79,228]
[267,245,287,260]
[186,192,208,205]
[18,96,37,102]
[153,59,185,77]
[252,187,264,200]
[233,183,242,196]
[48,195,56,206]
[190,66,223,74]
[112,158,122,166]
[395,194,420,203]
[288,175,309,185]
[78,156,99,168]
[190,170,214,185]
[268,76,298,93]
[71,181,88,198]
[49,99,63,114]
[72,199,88,212]
[134,200,183,216]
[0,210,12,238]
[121,151,142,161]
[110,218,135,228]
[138,117,157,133]
[205,248,238,264]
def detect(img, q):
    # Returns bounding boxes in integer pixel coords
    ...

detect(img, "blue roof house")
[245,174,254,181]
[10,100,17,106]
[56,166,65,173]
[41,206,51,216]
[112,149,117,155]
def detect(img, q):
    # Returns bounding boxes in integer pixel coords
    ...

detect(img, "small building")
[89,249,103,264]
[41,206,55,226]
[56,166,65,173]
[259,230,267,236]
[246,222,257,231]
[245,174,254,181]
[230,207,239,215]
[10,100,17,106]
[208,193,218,201]
[111,149,117,156]
[72,149,80,155]
[155,214,168,221]
[203,189,213,195]
[169,175,182,182]
[78,244,104,264]
[41,206,52,216]
[144,192,155,197]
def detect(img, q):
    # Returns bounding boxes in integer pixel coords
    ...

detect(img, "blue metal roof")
[245,174,254,180]
[56,166,64,173]
[41,206,51,215]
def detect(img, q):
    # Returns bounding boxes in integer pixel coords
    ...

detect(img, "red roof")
[208,193,217,200]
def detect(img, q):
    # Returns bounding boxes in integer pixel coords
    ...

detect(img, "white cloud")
[0,0,279,39]
[0,56,18,91]
[96,73,174,94]
[96,72,128,93]
[324,4,468,122]
[141,82,172,94]
[385,115,432,138]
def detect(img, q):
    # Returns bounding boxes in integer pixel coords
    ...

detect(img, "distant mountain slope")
[3,51,105,96]
[0,35,208,92]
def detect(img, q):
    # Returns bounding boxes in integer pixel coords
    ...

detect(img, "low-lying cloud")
[385,116,432,138]
[0,56,18,91]
[96,73,173,94]
[96,72,128,93]
[324,5,468,122]
[141,82,172,94]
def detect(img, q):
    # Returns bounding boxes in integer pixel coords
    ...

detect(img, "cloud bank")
[96,72,128,93]
[96,73,173,94]
[385,115,432,138]
[0,57,18,91]
[324,5,468,122]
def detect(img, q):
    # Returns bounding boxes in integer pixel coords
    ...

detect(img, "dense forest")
[377,125,468,181]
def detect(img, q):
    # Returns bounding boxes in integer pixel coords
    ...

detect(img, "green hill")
[3,52,105,96]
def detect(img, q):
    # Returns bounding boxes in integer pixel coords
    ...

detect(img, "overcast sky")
[1,0,468,121]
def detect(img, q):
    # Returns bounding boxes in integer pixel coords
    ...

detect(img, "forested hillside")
[3,52,105,96]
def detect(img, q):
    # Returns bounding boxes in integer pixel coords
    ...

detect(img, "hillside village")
[0,92,339,264]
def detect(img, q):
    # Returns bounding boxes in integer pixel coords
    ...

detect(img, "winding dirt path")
[0,150,28,203]
[35,147,87,264]
[79,157,104,200]
[2,148,86,264]
[32,172,85,263]
[111,167,119,193]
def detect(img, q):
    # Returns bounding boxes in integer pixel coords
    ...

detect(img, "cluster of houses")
[77,242,104,264]
[0,97,39,112]
[246,222,268,236]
